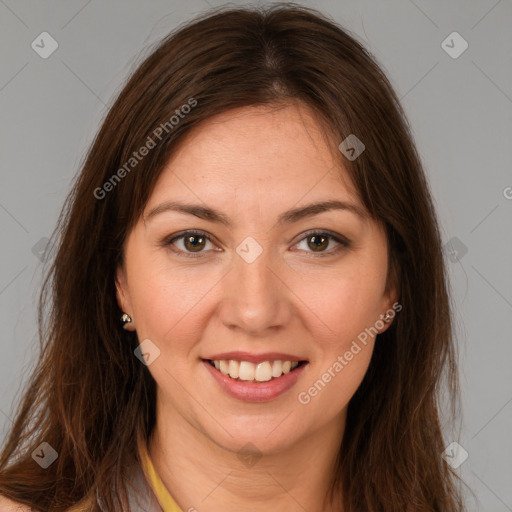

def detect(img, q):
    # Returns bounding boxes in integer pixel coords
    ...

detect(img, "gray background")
[1,0,511,510]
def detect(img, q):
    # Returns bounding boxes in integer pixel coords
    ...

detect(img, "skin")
[116,102,398,512]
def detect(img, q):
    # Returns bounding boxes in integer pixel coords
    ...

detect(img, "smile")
[206,359,306,382]
[202,356,309,402]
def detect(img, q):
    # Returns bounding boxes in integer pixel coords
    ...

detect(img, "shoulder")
[0,495,32,511]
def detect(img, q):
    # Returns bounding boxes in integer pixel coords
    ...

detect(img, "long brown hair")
[0,3,464,510]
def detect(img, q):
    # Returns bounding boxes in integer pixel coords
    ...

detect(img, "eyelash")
[163,229,350,259]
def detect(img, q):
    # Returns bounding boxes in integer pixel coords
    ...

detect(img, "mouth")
[203,358,308,382]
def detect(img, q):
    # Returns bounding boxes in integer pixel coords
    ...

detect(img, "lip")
[204,351,306,364]
[202,359,308,402]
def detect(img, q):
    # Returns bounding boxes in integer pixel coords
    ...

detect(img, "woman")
[0,3,465,511]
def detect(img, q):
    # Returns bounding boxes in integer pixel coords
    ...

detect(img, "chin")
[201,416,306,457]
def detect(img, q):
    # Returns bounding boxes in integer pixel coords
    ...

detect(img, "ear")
[378,260,400,334]
[115,264,135,330]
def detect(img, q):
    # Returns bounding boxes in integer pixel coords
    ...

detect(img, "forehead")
[147,103,361,212]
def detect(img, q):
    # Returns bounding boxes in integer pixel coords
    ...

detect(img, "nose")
[218,245,294,336]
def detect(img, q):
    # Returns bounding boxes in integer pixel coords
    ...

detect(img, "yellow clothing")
[139,439,184,512]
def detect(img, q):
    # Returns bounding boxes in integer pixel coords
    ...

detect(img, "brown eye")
[183,234,206,252]
[307,234,329,252]
[166,230,216,257]
[294,230,349,257]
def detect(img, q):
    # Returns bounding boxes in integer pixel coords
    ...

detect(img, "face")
[116,102,397,455]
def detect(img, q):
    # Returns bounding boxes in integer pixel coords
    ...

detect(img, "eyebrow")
[144,199,368,226]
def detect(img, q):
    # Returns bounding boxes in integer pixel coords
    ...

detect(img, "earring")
[121,313,133,330]
[382,312,392,323]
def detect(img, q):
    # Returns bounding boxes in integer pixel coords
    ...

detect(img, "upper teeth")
[212,359,300,381]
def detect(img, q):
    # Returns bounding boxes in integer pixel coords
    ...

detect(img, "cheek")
[296,264,385,348]
[127,254,223,353]
[300,263,385,412]
[131,275,196,336]
[292,261,383,410]
[297,315,376,415]
[319,345,374,410]
[296,329,376,418]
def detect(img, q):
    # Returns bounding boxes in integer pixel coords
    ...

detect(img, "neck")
[148,392,346,512]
